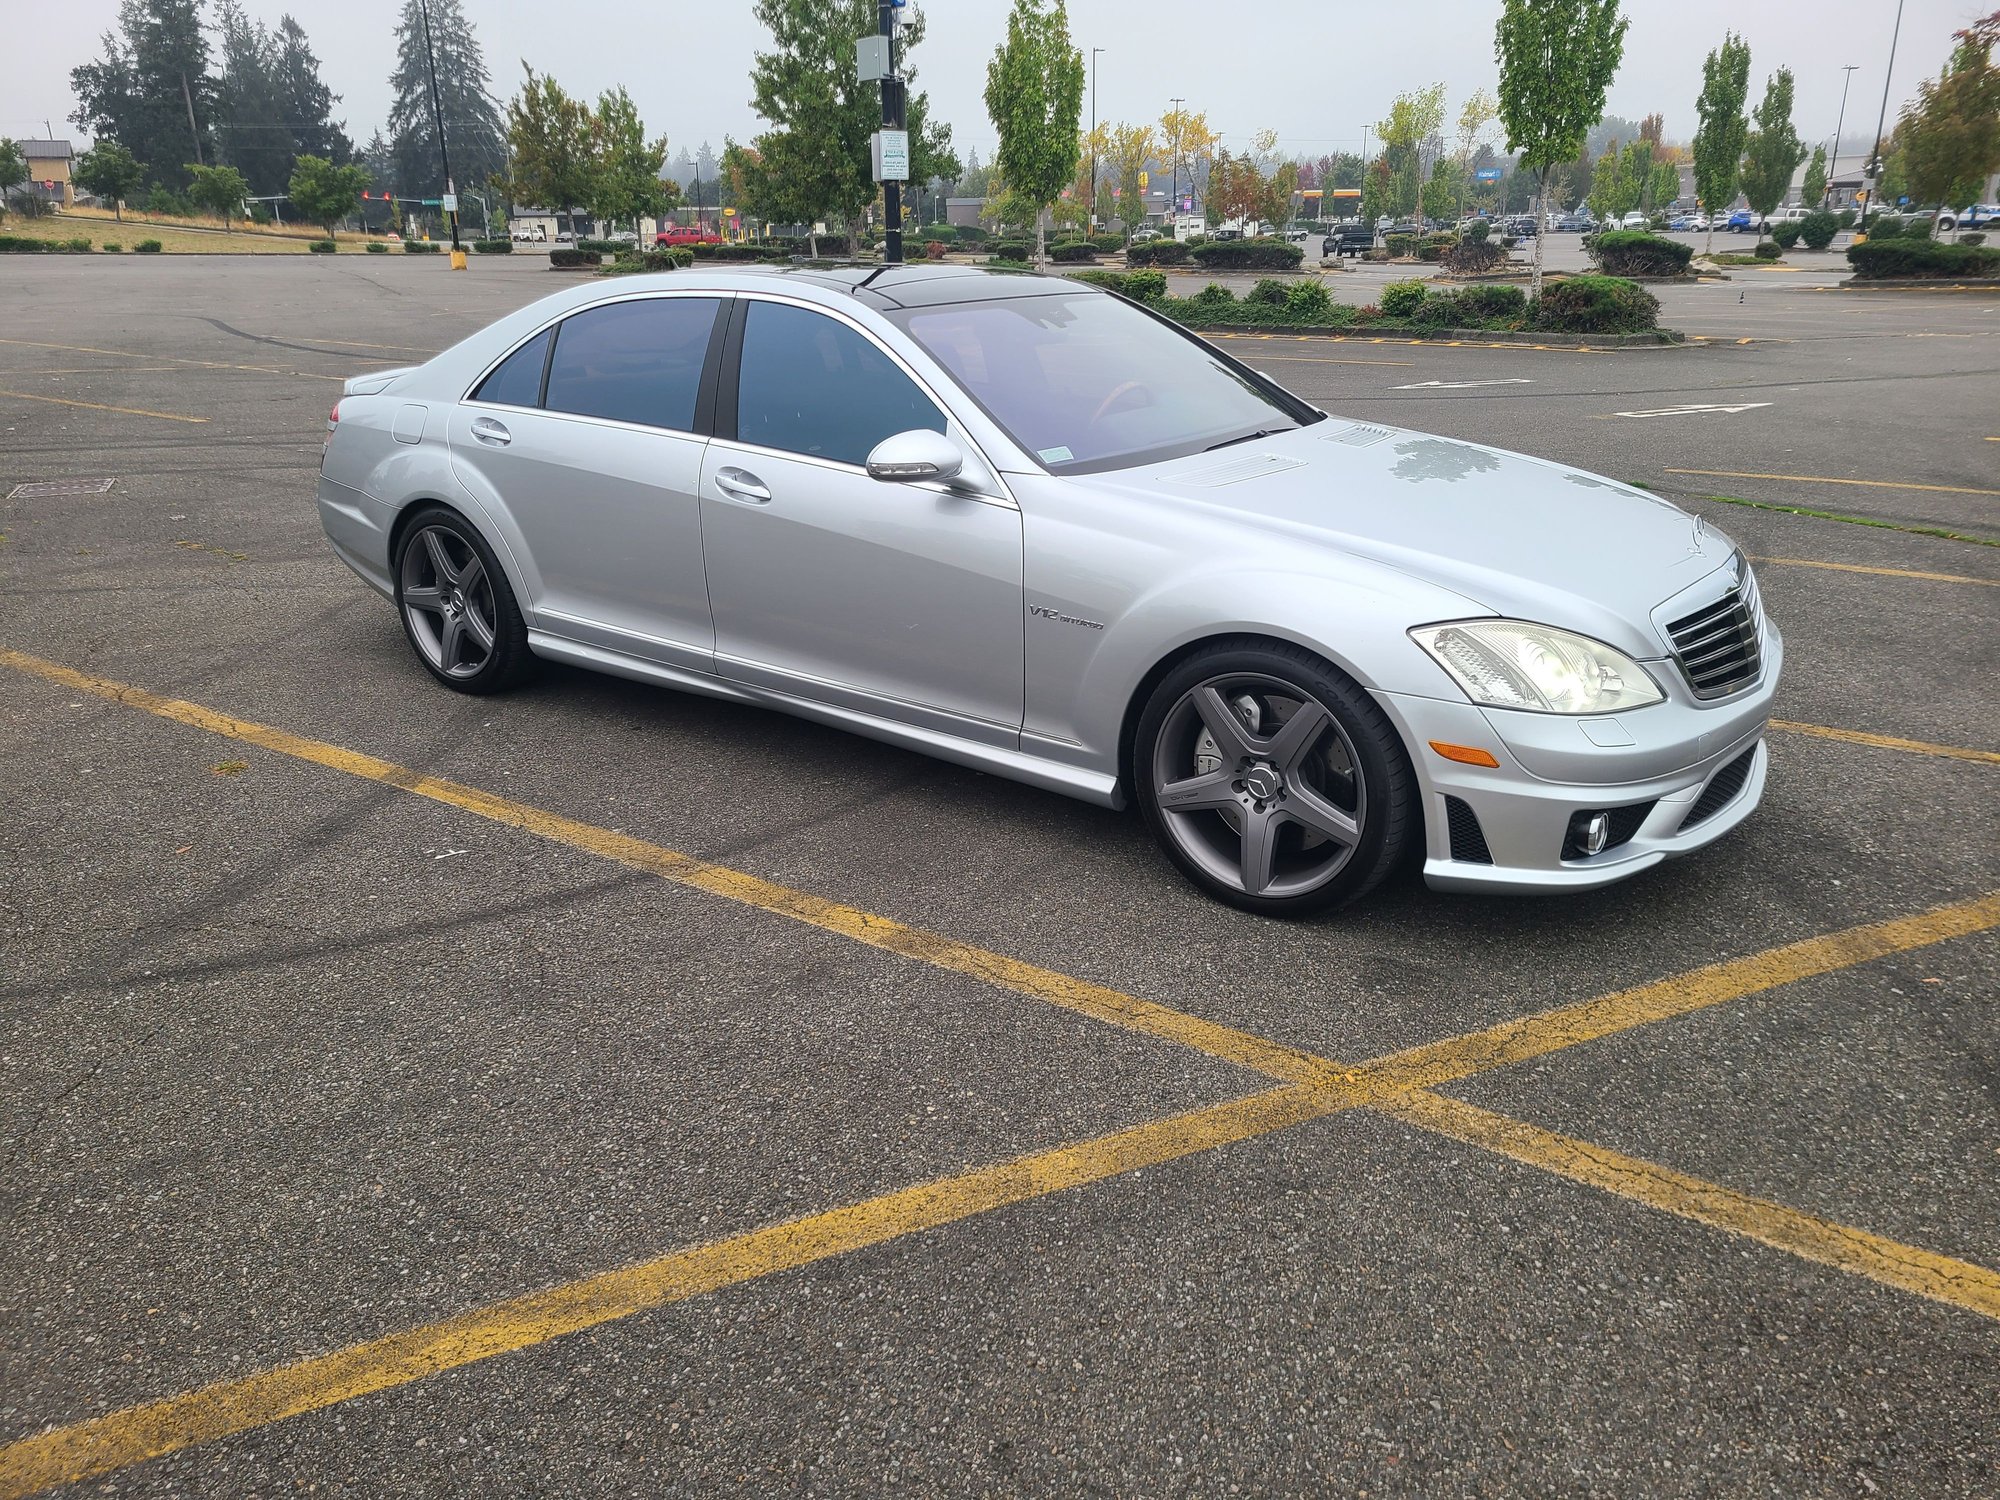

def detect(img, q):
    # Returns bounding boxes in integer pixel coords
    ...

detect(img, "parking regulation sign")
[873,129,910,182]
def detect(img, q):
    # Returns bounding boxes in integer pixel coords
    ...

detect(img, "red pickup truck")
[655,227,723,247]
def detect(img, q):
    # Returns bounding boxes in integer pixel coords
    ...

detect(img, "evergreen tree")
[388,0,506,201]
[214,1,289,196]
[276,18,353,166]
[71,0,220,191]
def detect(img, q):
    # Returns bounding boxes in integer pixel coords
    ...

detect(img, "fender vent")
[1325,423,1394,447]
[1444,796,1493,864]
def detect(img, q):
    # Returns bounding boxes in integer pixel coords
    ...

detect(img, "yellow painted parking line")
[5,646,2000,1489]
[1378,1092,2000,1322]
[1666,468,2000,499]
[1748,556,2000,587]
[1239,355,1416,366]
[0,646,1332,1087]
[1771,720,2000,767]
[0,390,207,424]
[0,1082,1342,1500]
[1348,890,2000,1097]
[0,337,344,384]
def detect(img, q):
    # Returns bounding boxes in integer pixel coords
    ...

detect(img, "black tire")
[392,503,534,694]
[1133,638,1415,917]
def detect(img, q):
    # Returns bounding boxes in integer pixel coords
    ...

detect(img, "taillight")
[322,401,340,465]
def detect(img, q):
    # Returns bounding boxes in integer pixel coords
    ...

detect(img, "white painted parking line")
[1392,378,1535,390]
[1609,402,1772,419]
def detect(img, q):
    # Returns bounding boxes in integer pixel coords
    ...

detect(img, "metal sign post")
[872,0,908,263]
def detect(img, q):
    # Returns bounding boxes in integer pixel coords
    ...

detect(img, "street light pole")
[1860,0,1906,232]
[1090,48,1103,230]
[415,0,460,257]
[1828,64,1859,207]
[1168,96,1184,230]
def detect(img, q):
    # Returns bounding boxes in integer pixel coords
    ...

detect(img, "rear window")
[542,297,721,431]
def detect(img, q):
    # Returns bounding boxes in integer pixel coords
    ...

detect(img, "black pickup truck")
[1321,222,1377,257]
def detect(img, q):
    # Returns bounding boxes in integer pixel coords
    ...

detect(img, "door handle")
[470,415,511,446]
[714,466,772,504]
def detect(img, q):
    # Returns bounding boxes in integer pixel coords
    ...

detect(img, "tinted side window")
[543,297,721,431]
[735,301,945,466]
[472,327,551,407]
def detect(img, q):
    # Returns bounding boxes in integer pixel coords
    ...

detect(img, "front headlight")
[1410,620,1664,714]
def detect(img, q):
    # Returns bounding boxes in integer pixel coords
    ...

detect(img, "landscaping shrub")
[0,236,47,252]
[1837,209,1858,228]
[1071,267,1168,301]
[1464,219,1491,243]
[1903,218,1934,241]
[1383,234,1417,259]
[1771,222,1802,249]
[1417,231,1456,262]
[1285,280,1333,320]
[1532,274,1659,333]
[549,247,599,268]
[924,239,946,259]
[1798,211,1839,251]
[989,240,1032,262]
[308,239,336,253]
[1860,216,1901,239]
[1752,240,1782,259]
[102,241,122,252]
[135,239,163,253]
[404,239,440,253]
[951,224,988,244]
[575,238,623,254]
[1246,277,1291,307]
[1190,282,1237,310]
[1048,240,1097,263]
[144,187,194,217]
[1410,291,1466,327]
[1125,239,1189,266]
[473,238,512,254]
[366,241,389,253]
[1452,283,1528,322]
[1089,232,1126,253]
[1442,240,1504,273]
[1189,236,1303,270]
[1845,239,2000,279]
[1379,279,1429,318]
[1590,230,1694,277]
[1962,233,1986,247]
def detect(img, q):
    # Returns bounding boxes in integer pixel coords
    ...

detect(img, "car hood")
[1105,420,1731,659]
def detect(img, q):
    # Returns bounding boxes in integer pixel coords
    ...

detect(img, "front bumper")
[1375,629,1782,894]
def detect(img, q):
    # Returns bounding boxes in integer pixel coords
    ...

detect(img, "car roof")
[661,262,1090,310]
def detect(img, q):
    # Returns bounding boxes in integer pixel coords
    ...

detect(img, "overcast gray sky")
[5,0,1984,166]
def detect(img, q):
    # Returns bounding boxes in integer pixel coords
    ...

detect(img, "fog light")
[1582,811,1611,856]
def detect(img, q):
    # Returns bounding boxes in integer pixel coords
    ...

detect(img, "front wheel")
[1134,641,1414,916]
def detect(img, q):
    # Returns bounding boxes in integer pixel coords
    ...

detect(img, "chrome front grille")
[1665,568,1762,699]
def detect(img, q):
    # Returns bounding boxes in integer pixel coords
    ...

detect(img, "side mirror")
[865,428,964,484]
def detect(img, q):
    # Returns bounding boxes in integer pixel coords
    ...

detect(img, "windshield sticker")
[1037,445,1074,463]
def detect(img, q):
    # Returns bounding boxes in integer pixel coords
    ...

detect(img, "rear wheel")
[393,505,533,694]
[1134,640,1413,916]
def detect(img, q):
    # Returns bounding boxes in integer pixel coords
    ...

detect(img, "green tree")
[70,0,219,192]
[745,0,952,253]
[503,65,597,237]
[1105,123,1154,236]
[588,87,672,236]
[387,0,507,202]
[1157,104,1219,216]
[214,1,290,196]
[274,17,351,166]
[1650,159,1681,213]
[1898,14,2000,229]
[1739,68,1806,236]
[1801,143,1829,206]
[185,161,249,221]
[287,153,367,236]
[1588,140,1630,220]
[1377,84,1447,227]
[74,139,147,219]
[985,0,1085,264]
[0,139,26,214]
[1692,32,1751,253]
[1494,0,1630,297]
[1620,138,1653,210]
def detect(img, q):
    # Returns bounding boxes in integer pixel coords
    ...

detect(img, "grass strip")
[1700,494,2000,548]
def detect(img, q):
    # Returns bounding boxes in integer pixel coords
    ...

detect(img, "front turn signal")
[1429,741,1501,768]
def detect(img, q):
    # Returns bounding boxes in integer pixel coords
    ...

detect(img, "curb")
[1835,277,2000,290]
[1188,323,1686,349]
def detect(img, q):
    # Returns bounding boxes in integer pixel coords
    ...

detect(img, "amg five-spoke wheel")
[392,505,532,694]
[1136,641,1412,915]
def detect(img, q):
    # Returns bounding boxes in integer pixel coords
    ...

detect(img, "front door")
[448,294,724,672]
[699,297,1024,743]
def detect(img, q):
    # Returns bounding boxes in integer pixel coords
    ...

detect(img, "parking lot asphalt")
[2,256,1997,1497]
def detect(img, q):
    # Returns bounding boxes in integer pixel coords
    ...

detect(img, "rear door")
[698,296,1025,742]
[448,293,725,672]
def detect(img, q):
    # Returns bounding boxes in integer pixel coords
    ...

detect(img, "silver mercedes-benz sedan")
[317,265,1780,914]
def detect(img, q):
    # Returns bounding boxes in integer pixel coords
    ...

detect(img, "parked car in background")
[1324,222,1377,256]
[1937,204,2000,230]
[1502,214,1540,237]
[1130,227,1162,244]
[1667,214,1697,231]
[1554,212,1592,232]
[1619,211,1647,229]
[657,227,724,247]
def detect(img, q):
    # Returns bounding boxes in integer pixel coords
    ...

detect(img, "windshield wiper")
[1203,427,1288,452]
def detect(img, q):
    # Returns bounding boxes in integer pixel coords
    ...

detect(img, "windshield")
[889,291,1320,474]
